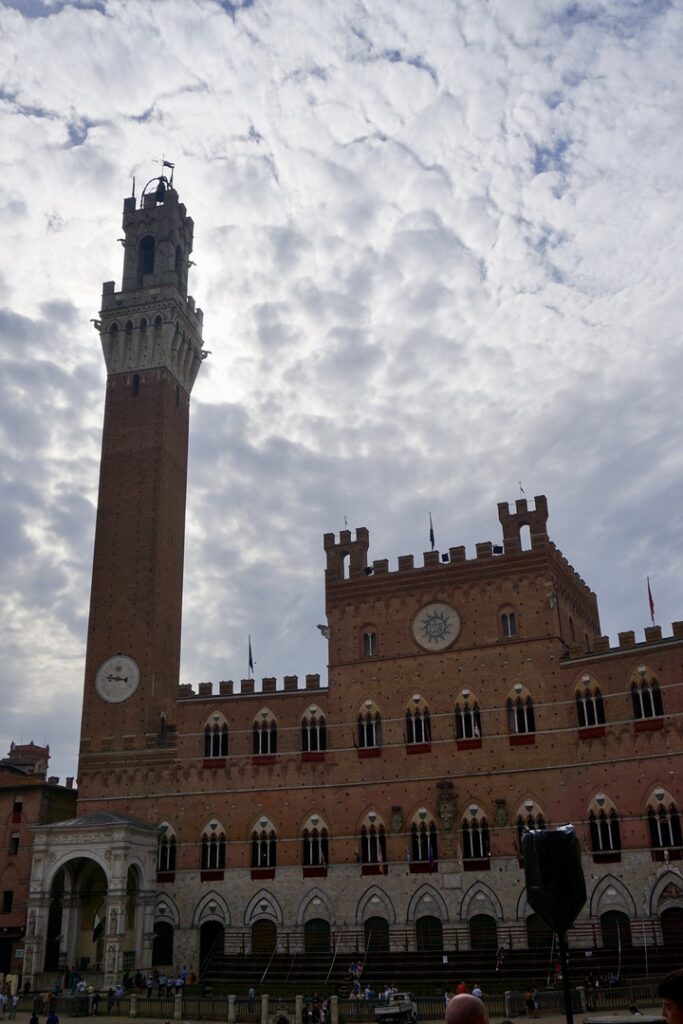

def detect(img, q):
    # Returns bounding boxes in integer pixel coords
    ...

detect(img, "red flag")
[647,577,655,625]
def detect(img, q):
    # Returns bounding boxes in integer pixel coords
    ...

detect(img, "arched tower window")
[588,795,621,858]
[500,608,517,638]
[157,823,177,874]
[647,789,682,860]
[253,709,277,756]
[405,696,431,746]
[515,799,546,860]
[301,705,327,753]
[359,812,387,873]
[200,821,226,871]
[204,714,229,759]
[462,805,490,864]
[301,813,330,870]
[358,701,382,750]
[137,235,155,286]
[631,667,664,721]
[507,686,535,740]
[362,627,378,657]
[251,816,277,869]
[455,689,482,741]
[575,675,606,728]
[409,810,438,869]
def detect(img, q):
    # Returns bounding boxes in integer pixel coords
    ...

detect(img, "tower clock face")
[412,602,461,651]
[95,655,140,703]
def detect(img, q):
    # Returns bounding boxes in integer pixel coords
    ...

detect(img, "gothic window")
[455,696,482,740]
[647,793,682,858]
[125,319,133,335]
[362,629,377,657]
[251,819,277,868]
[8,834,19,856]
[301,707,327,752]
[501,610,517,638]
[405,699,431,745]
[515,802,546,857]
[302,816,329,867]
[253,711,277,755]
[200,822,226,870]
[138,235,155,285]
[360,817,387,868]
[140,317,147,333]
[576,679,606,727]
[462,808,490,861]
[175,245,183,277]
[507,692,535,735]
[588,804,621,854]
[157,824,177,872]
[204,716,229,758]
[631,673,664,720]
[410,816,438,865]
[358,704,382,749]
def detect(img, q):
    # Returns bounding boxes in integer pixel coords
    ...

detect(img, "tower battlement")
[177,674,323,699]
[324,496,558,582]
[98,178,205,393]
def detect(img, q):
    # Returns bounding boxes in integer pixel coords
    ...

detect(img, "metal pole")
[557,930,574,1024]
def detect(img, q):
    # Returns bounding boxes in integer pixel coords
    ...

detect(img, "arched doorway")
[416,915,443,951]
[364,916,390,951]
[601,910,632,949]
[152,921,174,966]
[251,919,277,954]
[526,913,554,952]
[304,918,331,953]
[46,858,109,972]
[469,914,497,951]
[200,920,225,968]
[661,907,683,946]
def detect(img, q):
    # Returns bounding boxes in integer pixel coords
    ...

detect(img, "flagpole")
[647,577,655,626]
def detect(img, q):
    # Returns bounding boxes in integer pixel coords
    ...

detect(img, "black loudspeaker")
[522,825,587,934]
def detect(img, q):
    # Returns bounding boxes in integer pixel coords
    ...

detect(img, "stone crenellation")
[178,674,324,699]
[324,496,593,600]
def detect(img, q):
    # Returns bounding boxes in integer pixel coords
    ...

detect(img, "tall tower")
[78,174,204,780]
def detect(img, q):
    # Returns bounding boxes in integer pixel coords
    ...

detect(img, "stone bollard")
[173,990,182,1020]
[504,991,512,1018]
[296,995,303,1023]
[577,987,586,1012]
[261,994,269,1024]
[129,993,138,1018]
[330,995,339,1024]
[229,995,236,1023]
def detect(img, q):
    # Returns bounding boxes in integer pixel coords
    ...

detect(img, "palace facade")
[22,179,683,990]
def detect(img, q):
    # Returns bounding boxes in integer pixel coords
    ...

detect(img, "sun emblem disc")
[412,602,461,651]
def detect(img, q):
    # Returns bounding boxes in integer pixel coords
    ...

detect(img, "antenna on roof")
[132,175,136,198]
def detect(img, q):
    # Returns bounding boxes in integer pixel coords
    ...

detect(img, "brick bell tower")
[78,172,205,781]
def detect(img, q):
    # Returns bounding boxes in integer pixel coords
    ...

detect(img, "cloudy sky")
[1,0,682,780]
